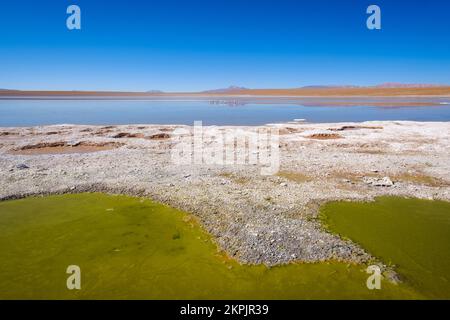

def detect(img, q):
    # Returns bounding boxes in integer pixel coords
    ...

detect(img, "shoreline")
[1,94,450,100]
[2,86,450,98]
[1,121,449,266]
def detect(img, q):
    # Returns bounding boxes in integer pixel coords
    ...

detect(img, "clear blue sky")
[1,0,449,91]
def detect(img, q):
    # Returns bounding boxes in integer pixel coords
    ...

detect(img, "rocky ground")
[1,121,449,266]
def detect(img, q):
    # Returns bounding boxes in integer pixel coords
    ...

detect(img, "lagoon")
[1,99,450,127]
[321,197,450,299]
[0,193,421,300]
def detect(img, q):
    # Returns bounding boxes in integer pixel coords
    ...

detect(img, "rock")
[16,164,29,170]
[378,177,394,187]
[363,176,394,187]
[383,269,401,285]
[280,182,288,187]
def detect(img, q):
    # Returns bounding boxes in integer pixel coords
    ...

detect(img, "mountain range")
[201,83,443,93]
[0,83,449,97]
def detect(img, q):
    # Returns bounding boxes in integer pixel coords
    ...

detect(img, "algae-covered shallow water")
[321,197,450,299]
[0,193,426,299]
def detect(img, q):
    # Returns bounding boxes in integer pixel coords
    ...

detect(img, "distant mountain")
[374,83,441,88]
[146,90,164,93]
[297,83,442,89]
[301,85,335,89]
[301,85,360,89]
[202,86,249,93]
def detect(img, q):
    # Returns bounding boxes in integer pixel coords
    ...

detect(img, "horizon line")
[2,83,450,94]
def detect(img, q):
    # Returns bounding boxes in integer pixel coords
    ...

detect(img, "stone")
[363,176,394,187]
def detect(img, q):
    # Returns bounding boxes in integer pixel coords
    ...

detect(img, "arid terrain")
[1,86,450,98]
[1,121,449,267]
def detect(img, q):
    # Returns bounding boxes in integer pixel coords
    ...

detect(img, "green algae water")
[320,197,450,299]
[0,193,421,299]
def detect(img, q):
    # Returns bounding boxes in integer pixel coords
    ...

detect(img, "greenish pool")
[320,197,450,299]
[0,193,424,299]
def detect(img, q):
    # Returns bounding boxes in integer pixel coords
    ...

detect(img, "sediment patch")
[392,172,449,187]
[219,172,250,184]
[113,132,145,139]
[279,127,304,135]
[277,171,312,183]
[9,141,123,155]
[0,131,19,136]
[147,133,171,140]
[306,133,343,140]
[329,125,383,131]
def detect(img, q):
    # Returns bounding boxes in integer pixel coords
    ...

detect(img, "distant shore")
[1,86,450,98]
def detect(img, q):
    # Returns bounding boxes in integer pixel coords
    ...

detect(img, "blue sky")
[0,0,449,91]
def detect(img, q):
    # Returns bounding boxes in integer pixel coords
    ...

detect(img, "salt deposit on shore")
[1,121,449,265]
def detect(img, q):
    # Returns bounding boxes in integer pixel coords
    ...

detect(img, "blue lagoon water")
[1,99,450,127]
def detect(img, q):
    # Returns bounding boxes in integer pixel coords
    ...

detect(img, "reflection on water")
[0,98,450,127]
[209,100,247,106]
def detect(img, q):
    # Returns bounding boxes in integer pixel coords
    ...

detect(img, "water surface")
[1,99,450,126]
[321,197,450,299]
[0,193,419,299]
